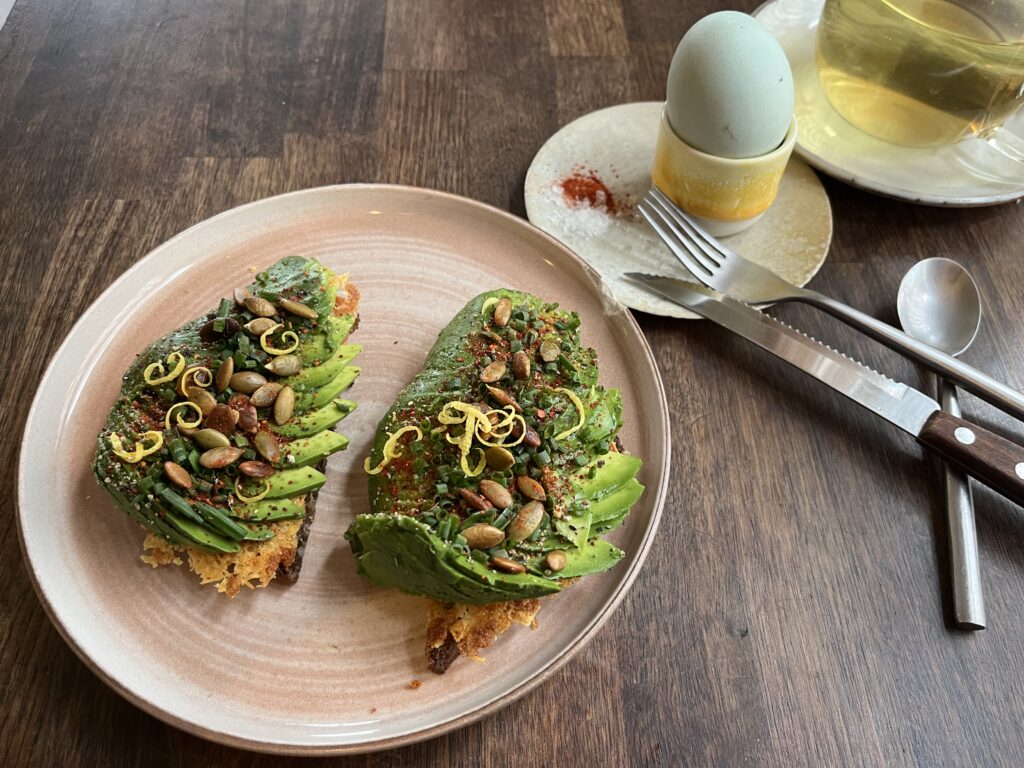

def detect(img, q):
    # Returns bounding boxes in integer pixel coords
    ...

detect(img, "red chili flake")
[559,171,620,215]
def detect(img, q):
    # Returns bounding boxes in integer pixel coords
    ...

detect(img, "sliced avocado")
[298,365,360,411]
[288,343,361,391]
[346,514,561,603]
[554,538,624,579]
[588,478,644,528]
[571,452,642,501]
[231,496,306,521]
[555,510,592,549]
[284,430,350,468]
[265,466,326,499]
[163,509,241,554]
[301,315,356,365]
[272,399,357,438]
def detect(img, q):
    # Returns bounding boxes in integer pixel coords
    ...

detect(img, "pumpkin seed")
[233,287,250,305]
[507,500,545,542]
[244,296,277,318]
[539,339,560,363]
[254,430,281,463]
[463,524,505,550]
[163,461,193,490]
[522,429,542,448]
[239,460,275,478]
[545,550,567,572]
[457,488,493,511]
[485,385,521,413]
[274,385,295,425]
[493,297,512,328]
[199,446,244,469]
[229,394,258,434]
[484,446,515,471]
[250,382,283,408]
[264,354,302,376]
[186,386,218,415]
[512,350,531,380]
[279,298,318,320]
[489,556,525,574]
[479,360,506,383]
[214,357,234,393]
[192,428,231,450]
[244,317,277,336]
[516,475,547,501]
[479,479,512,509]
[229,371,267,395]
[205,403,236,436]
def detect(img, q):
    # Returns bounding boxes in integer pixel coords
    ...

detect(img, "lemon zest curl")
[235,477,270,503]
[364,426,423,475]
[164,401,204,431]
[260,323,300,355]
[110,431,164,463]
[143,352,185,386]
[554,387,587,440]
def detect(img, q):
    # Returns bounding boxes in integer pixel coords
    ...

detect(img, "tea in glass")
[816,0,1024,147]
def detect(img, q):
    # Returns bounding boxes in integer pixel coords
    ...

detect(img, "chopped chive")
[436,483,448,495]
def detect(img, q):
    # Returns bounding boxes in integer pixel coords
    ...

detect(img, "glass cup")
[815,0,1024,156]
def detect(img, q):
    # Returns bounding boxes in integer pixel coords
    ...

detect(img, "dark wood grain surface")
[3,0,1024,765]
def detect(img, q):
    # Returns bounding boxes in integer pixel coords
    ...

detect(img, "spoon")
[898,257,985,630]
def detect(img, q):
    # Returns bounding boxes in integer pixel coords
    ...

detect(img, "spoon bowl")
[897,258,982,357]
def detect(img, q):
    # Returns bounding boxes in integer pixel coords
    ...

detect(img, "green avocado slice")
[288,344,361,391]
[347,289,643,606]
[298,365,360,411]
[301,315,356,365]
[284,430,350,468]
[265,467,326,499]
[272,399,356,438]
[231,496,306,522]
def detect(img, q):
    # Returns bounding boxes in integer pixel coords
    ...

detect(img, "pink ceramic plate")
[17,185,670,754]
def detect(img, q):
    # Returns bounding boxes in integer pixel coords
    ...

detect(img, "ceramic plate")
[754,0,1024,206]
[17,185,670,755]
[524,102,833,319]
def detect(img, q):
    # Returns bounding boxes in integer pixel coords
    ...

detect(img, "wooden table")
[3,0,1024,765]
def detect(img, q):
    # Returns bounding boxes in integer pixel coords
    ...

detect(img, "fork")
[639,186,1024,421]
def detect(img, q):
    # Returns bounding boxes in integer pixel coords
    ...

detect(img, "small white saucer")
[754,0,1024,207]
[524,102,833,319]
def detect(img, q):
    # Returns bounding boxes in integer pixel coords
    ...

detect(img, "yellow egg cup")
[652,106,797,236]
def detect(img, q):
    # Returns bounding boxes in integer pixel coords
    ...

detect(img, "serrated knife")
[626,273,1024,508]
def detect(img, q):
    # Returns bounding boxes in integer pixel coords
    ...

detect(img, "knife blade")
[626,272,1024,508]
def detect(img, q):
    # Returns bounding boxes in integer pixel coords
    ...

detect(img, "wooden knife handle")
[918,411,1024,508]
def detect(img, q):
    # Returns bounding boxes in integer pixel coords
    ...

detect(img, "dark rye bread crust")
[276,456,328,583]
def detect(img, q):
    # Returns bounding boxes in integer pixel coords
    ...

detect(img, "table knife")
[626,273,1024,508]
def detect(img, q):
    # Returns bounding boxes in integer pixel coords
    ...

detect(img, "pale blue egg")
[666,11,794,159]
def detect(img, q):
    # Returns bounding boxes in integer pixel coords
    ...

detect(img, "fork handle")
[793,288,1024,421]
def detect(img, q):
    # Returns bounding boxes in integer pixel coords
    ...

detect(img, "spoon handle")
[938,378,985,631]
[796,289,1024,422]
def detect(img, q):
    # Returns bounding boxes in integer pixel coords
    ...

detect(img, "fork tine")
[637,199,718,279]
[646,189,731,267]
[647,186,737,264]
[642,194,722,274]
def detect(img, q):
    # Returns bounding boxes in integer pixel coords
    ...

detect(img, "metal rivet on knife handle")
[955,427,976,445]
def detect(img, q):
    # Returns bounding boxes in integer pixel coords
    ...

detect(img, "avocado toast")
[93,256,361,596]
[346,290,643,672]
